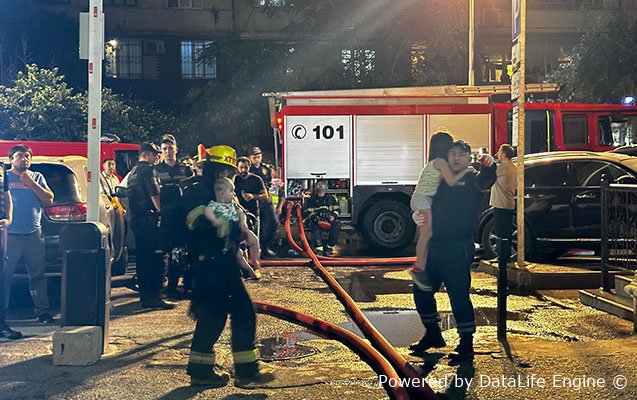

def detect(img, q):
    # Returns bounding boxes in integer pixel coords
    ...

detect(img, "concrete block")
[52,326,102,366]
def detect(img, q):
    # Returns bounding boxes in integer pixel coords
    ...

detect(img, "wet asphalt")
[1,257,636,399]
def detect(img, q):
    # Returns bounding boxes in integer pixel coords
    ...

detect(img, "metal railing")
[601,178,637,292]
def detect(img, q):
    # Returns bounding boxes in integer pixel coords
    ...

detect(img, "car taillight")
[45,203,87,222]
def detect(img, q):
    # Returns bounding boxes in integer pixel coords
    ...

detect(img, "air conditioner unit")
[144,40,166,55]
[481,9,505,27]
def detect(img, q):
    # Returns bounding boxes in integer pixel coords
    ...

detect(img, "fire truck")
[264,85,637,251]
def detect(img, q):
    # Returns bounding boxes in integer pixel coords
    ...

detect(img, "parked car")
[2,156,128,280]
[476,151,637,260]
[611,145,637,157]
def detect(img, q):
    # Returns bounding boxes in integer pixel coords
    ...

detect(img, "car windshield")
[30,164,83,205]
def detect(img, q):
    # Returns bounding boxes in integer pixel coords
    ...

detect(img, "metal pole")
[497,237,510,339]
[515,0,526,267]
[87,0,103,222]
[468,0,475,86]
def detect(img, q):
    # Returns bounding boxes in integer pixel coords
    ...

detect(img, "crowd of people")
[0,132,518,387]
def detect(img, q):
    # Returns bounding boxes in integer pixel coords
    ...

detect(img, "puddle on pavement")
[335,269,411,302]
[258,334,320,361]
[282,308,527,348]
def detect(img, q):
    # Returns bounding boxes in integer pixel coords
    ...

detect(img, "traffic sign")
[512,0,521,41]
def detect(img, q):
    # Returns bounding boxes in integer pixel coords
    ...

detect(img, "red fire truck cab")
[266,85,637,251]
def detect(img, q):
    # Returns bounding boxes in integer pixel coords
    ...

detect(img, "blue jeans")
[4,230,49,317]
[413,239,476,336]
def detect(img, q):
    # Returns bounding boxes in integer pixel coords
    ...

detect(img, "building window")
[342,49,375,84]
[411,43,426,79]
[105,0,137,6]
[106,39,143,79]
[167,0,203,9]
[181,41,217,79]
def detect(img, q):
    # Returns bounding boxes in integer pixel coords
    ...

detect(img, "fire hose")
[279,201,417,266]
[279,202,437,399]
[253,302,409,400]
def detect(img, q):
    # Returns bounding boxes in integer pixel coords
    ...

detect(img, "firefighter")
[305,181,341,256]
[248,147,279,258]
[155,134,193,298]
[183,144,273,387]
[127,142,175,310]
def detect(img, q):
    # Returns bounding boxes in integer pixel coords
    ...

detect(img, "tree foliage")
[0,64,190,143]
[548,12,637,103]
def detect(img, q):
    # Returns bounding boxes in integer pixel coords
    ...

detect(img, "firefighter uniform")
[183,145,265,385]
[249,148,279,257]
[127,145,168,308]
[155,160,193,294]
[305,191,341,254]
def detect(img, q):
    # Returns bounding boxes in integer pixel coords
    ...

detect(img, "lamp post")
[468,0,475,86]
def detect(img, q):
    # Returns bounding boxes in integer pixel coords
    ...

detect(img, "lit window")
[411,43,426,79]
[181,41,217,79]
[106,38,143,79]
[342,49,375,84]
[253,0,287,7]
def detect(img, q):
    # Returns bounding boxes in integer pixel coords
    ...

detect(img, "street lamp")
[468,0,475,86]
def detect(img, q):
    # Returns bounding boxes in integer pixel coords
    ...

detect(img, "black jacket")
[431,165,496,243]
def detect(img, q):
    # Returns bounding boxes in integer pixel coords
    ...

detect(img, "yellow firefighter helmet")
[197,144,237,168]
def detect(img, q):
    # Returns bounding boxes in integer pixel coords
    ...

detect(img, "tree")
[548,12,637,103]
[0,65,191,143]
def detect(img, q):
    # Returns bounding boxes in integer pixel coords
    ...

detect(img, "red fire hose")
[290,203,438,400]
[253,301,409,400]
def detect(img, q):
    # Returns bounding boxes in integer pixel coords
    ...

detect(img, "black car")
[4,156,128,280]
[476,151,637,260]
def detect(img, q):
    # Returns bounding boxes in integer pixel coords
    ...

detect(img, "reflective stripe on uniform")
[186,205,206,230]
[189,351,215,365]
[232,348,260,364]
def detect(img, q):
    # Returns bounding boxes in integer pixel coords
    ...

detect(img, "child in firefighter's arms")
[204,178,261,279]
[410,132,472,272]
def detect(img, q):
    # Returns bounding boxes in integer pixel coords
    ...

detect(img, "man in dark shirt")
[410,140,496,362]
[155,134,194,297]
[127,142,175,310]
[234,157,268,224]
[305,181,341,256]
[248,147,279,258]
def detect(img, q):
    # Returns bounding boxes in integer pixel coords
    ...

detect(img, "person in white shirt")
[100,158,121,198]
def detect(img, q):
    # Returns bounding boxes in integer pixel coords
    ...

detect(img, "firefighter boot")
[235,362,276,387]
[409,324,446,355]
[188,351,230,387]
[448,334,474,362]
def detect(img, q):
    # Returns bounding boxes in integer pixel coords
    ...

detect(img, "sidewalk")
[1,266,635,399]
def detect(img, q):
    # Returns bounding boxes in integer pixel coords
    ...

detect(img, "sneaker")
[324,246,335,256]
[141,299,176,310]
[261,249,277,259]
[0,325,22,340]
[235,365,276,387]
[409,331,446,354]
[190,369,231,388]
[37,313,55,324]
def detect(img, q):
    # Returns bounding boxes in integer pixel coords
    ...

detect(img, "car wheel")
[481,218,537,261]
[360,199,416,252]
[111,246,128,276]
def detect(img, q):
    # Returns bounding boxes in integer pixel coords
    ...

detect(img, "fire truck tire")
[361,199,416,252]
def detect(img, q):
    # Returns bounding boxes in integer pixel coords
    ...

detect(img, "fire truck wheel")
[361,199,416,252]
